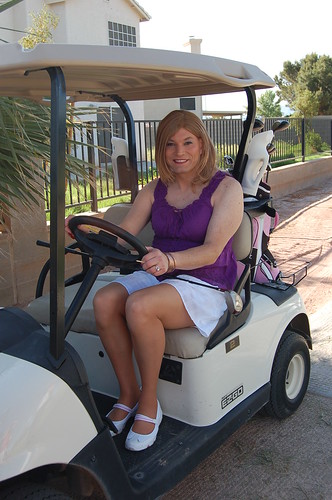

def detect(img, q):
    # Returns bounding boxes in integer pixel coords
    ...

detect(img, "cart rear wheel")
[263,331,310,419]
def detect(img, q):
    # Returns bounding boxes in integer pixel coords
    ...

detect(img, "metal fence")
[46,116,332,214]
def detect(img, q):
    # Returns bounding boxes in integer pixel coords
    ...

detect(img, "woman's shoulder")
[212,169,234,182]
[146,177,168,197]
[211,171,243,205]
[139,177,159,195]
[136,177,165,203]
[211,169,241,187]
[203,169,235,194]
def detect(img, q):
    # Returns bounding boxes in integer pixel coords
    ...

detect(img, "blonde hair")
[155,110,216,185]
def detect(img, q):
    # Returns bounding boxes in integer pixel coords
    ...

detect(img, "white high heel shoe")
[125,400,163,451]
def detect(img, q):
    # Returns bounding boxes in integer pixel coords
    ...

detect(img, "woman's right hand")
[65,215,75,239]
[65,215,95,239]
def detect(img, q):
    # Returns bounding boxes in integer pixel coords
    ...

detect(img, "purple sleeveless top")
[151,170,237,289]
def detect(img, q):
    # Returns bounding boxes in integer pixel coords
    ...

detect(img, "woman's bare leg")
[93,283,141,420]
[125,283,194,434]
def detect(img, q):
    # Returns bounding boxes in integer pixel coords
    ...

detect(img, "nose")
[175,143,185,155]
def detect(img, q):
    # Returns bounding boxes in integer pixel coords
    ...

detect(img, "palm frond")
[0,97,99,216]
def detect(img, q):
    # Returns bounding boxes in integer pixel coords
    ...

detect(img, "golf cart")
[0,44,311,499]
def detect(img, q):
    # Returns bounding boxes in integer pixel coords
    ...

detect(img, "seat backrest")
[232,211,252,262]
[104,203,252,262]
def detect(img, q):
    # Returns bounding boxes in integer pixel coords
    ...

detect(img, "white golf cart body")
[0,44,311,499]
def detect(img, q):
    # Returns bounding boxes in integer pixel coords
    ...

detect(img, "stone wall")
[0,199,49,307]
[269,156,332,200]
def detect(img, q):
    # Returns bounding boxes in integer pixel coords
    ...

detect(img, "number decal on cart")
[221,385,244,409]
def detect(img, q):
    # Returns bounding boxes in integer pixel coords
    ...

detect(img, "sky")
[138,0,331,112]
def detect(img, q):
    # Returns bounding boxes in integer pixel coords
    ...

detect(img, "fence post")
[87,125,98,212]
[301,118,305,162]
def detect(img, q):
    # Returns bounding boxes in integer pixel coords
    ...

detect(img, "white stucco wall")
[4,0,143,46]
[47,0,142,45]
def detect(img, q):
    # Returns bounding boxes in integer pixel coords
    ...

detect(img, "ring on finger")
[155,265,161,272]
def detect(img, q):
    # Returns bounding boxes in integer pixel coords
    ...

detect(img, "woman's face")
[165,127,203,176]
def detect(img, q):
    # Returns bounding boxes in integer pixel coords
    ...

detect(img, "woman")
[67,110,243,452]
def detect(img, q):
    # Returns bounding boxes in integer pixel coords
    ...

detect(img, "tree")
[275,53,332,116]
[19,4,59,49]
[257,90,282,117]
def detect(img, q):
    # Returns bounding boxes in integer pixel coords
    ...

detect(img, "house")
[0,0,150,45]
[0,0,151,120]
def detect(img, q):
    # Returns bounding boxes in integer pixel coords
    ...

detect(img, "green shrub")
[305,131,330,153]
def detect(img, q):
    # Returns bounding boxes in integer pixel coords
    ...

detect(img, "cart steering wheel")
[68,215,148,269]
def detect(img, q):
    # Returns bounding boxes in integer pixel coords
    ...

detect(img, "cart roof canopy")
[0,43,274,102]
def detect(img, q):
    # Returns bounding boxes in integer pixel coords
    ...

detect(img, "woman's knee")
[93,283,127,321]
[125,291,153,325]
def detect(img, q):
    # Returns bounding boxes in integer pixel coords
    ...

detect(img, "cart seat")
[25,204,252,359]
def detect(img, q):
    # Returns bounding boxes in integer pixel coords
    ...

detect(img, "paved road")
[165,178,332,500]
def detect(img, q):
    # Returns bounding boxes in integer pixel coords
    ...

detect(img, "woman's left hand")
[140,247,169,276]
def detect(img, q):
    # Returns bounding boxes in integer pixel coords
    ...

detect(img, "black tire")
[263,331,310,419]
[1,482,72,500]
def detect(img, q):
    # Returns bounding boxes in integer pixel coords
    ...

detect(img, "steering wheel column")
[64,215,148,336]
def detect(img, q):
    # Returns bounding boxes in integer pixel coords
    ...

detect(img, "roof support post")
[233,87,256,184]
[46,66,67,363]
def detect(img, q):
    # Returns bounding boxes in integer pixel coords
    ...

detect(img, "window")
[180,98,196,111]
[108,22,136,47]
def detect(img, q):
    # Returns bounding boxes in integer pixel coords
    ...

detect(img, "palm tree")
[0,97,95,218]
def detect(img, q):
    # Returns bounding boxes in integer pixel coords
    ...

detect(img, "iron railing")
[45,116,332,214]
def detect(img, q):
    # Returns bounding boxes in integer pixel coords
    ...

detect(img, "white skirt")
[113,271,227,338]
